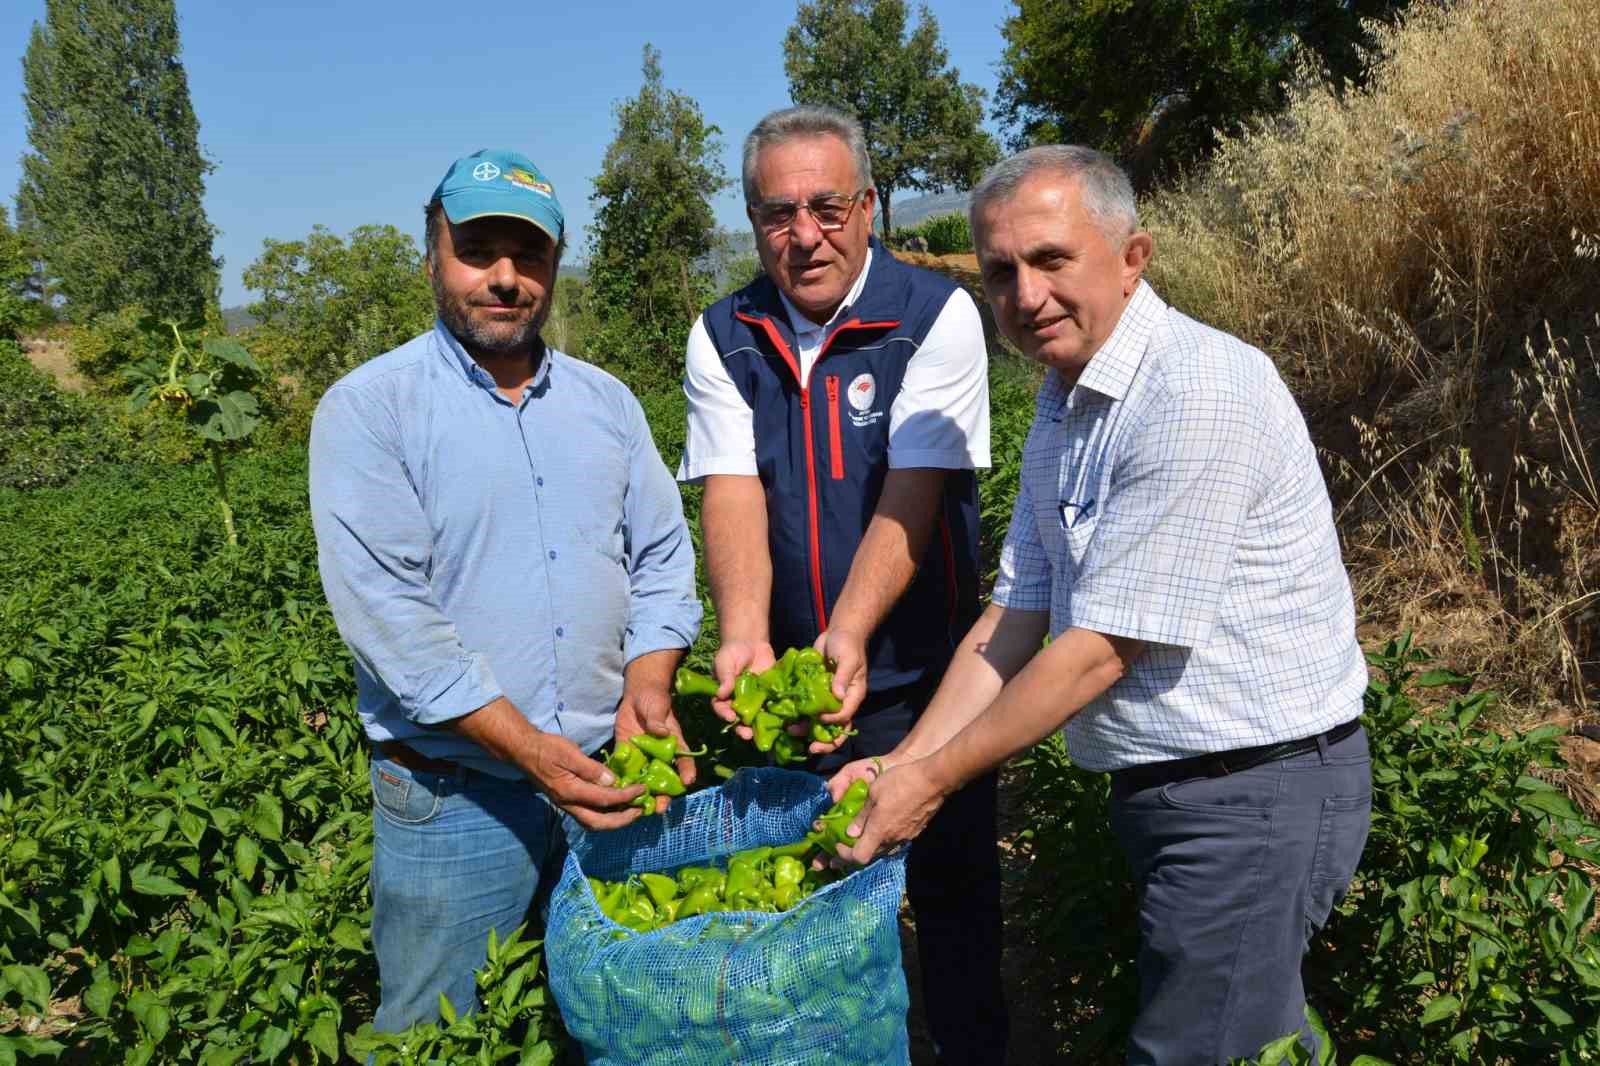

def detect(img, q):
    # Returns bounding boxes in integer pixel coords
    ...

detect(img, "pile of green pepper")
[587,777,873,934]
[674,647,853,764]
[604,734,703,814]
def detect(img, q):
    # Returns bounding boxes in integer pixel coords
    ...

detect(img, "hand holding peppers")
[675,647,855,765]
[604,733,706,814]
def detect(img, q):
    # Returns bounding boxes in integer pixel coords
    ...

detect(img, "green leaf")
[251,795,284,841]
[1531,997,1576,1025]
[82,977,114,1018]
[1518,789,1582,821]
[438,991,457,1025]
[177,809,206,848]
[184,372,211,396]
[329,918,365,951]
[9,838,37,865]
[1420,994,1460,1025]
[307,1014,340,1062]
[142,1003,171,1043]
[203,336,262,373]
[290,660,310,686]
[1416,669,1472,687]
[256,1026,291,1063]
[2,965,50,1011]
[131,871,187,897]
[192,390,261,442]
[234,835,259,882]
[4,657,33,688]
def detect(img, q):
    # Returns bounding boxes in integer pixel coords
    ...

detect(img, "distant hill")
[883,189,970,230]
[221,306,258,333]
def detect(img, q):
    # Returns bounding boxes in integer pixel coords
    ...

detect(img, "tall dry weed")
[1142,0,1600,715]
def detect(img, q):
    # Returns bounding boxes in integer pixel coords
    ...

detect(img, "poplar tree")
[587,45,729,390]
[19,0,220,322]
[784,0,998,238]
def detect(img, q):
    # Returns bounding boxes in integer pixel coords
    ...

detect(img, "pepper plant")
[123,316,264,546]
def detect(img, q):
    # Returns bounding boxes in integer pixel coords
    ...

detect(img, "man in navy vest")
[678,105,1007,1064]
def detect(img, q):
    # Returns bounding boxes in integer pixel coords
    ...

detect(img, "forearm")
[449,696,546,776]
[827,467,946,638]
[897,603,1049,760]
[702,475,772,642]
[624,647,682,694]
[924,627,1141,794]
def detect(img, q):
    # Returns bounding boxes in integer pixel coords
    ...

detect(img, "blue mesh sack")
[546,767,910,1065]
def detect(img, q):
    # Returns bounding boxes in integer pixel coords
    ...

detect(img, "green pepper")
[771,882,801,910]
[606,741,648,782]
[731,673,768,724]
[752,710,783,752]
[677,883,720,918]
[793,647,825,673]
[773,855,804,888]
[596,880,628,920]
[641,759,687,798]
[639,872,679,910]
[620,891,657,931]
[772,730,803,765]
[672,666,720,697]
[631,733,705,764]
[801,671,843,715]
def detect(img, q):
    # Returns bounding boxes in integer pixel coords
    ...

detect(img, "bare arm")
[449,697,645,830]
[701,474,777,729]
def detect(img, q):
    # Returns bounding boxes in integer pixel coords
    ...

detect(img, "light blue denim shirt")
[309,322,702,776]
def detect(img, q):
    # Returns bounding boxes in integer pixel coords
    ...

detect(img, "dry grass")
[1143,0,1600,721]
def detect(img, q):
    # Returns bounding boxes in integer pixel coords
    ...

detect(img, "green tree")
[783,0,999,238]
[18,0,220,321]
[586,45,729,391]
[994,0,1413,189]
[0,207,47,340]
[243,224,434,397]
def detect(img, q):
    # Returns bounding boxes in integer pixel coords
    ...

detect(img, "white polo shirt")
[993,282,1368,771]
[677,249,991,480]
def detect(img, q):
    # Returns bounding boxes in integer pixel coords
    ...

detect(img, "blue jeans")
[1109,725,1372,1066]
[368,755,567,1033]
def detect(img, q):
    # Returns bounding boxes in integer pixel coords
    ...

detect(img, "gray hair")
[969,145,1138,243]
[423,198,565,264]
[742,105,873,204]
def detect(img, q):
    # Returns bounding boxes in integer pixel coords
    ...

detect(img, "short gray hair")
[969,145,1138,243]
[742,105,873,204]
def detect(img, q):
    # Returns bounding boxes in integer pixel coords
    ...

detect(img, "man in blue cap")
[309,149,702,1032]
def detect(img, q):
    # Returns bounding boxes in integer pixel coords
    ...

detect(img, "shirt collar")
[777,246,874,340]
[433,319,552,396]
[1066,280,1163,402]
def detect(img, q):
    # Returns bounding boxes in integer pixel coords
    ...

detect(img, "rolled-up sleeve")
[620,394,704,663]
[309,385,503,725]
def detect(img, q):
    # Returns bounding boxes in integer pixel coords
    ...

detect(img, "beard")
[432,275,550,359]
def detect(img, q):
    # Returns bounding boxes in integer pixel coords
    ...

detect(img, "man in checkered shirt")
[830,146,1373,1064]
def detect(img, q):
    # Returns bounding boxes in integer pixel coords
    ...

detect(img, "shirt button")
[548,549,557,560]
[537,476,544,487]
[557,701,565,711]
[556,626,564,637]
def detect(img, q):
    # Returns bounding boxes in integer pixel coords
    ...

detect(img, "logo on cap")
[506,168,554,197]
[472,161,501,182]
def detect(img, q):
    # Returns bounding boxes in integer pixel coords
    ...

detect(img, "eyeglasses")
[749,190,868,234]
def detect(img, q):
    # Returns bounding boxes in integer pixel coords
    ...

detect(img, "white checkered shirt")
[992,282,1368,771]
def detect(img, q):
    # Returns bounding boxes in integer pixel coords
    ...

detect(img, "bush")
[896,212,973,255]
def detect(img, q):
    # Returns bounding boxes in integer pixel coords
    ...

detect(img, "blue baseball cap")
[431,149,564,244]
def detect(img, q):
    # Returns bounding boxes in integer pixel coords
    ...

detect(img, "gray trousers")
[1109,725,1372,1065]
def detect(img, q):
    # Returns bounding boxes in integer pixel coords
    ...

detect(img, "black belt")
[1111,718,1362,794]
[376,740,463,775]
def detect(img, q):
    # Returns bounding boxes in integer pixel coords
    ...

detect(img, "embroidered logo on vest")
[847,372,883,426]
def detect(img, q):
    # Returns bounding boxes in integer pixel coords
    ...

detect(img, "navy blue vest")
[700,241,982,690]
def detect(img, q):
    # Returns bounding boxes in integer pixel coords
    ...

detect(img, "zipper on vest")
[825,376,845,480]
[737,311,829,631]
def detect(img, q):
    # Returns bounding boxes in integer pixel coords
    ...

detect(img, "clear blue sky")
[0,1,1015,307]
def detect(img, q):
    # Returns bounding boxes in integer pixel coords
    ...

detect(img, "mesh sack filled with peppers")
[546,768,910,1066]
[674,646,853,764]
